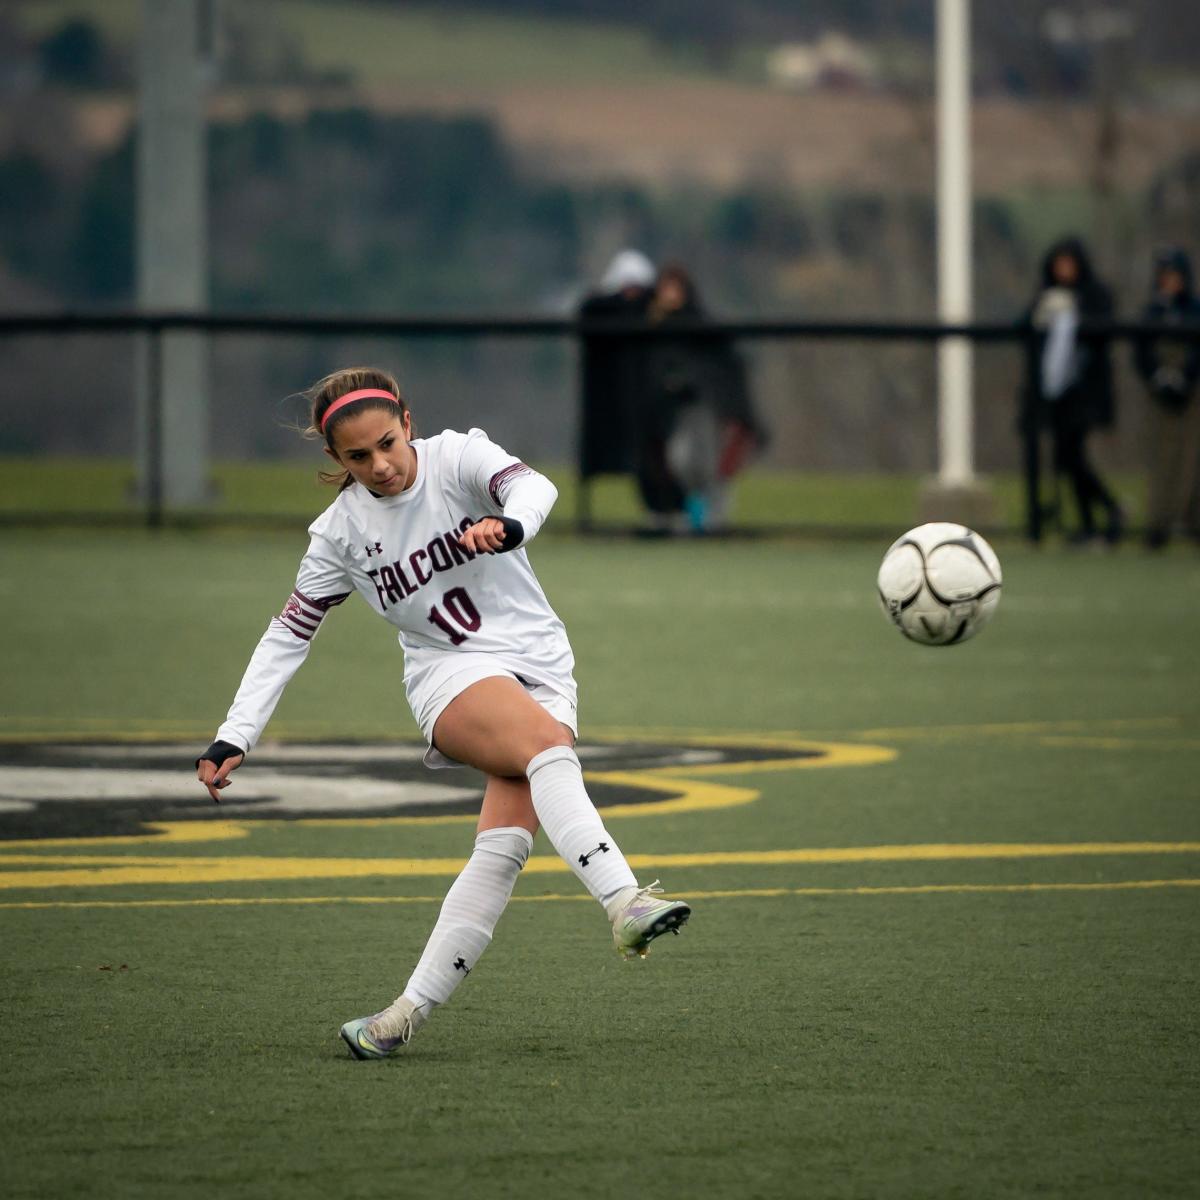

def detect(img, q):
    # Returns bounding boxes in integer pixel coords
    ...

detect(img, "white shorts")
[418,662,578,770]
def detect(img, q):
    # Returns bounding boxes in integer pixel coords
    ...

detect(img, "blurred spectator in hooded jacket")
[577,250,656,498]
[1133,247,1200,549]
[644,263,766,532]
[1019,237,1123,545]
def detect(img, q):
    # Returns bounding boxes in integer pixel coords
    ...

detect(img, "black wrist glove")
[495,516,525,553]
[195,740,245,771]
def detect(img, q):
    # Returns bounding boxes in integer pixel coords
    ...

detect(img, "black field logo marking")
[0,739,826,842]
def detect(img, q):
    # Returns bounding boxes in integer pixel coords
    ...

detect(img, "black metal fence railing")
[3,310,1185,340]
[2,311,1197,535]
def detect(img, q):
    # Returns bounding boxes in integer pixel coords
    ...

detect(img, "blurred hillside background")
[2,0,1198,485]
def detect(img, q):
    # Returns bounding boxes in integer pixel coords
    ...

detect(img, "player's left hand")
[462,517,523,554]
[195,741,245,804]
[461,518,507,553]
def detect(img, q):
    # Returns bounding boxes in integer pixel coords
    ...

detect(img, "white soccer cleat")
[339,996,426,1060]
[611,881,691,960]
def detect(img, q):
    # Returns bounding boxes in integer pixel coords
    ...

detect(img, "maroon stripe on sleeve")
[272,616,313,642]
[273,588,349,641]
[294,588,351,611]
[488,462,533,507]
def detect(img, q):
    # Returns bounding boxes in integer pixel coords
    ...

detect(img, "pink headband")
[319,388,401,433]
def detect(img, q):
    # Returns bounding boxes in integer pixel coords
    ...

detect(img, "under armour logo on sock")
[578,842,610,868]
[453,956,471,975]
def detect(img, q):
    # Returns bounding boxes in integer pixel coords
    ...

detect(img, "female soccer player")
[194,367,690,1060]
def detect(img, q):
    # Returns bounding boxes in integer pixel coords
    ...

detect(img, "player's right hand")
[195,740,245,804]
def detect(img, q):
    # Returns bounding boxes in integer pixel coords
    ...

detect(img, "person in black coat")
[577,250,656,501]
[1133,246,1200,548]
[643,263,765,531]
[1019,237,1122,544]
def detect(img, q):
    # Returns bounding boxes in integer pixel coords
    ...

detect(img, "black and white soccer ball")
[877,523,1002,646]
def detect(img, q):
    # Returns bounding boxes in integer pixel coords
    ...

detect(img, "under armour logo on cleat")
[453,956,471,975]
[578,842,609,867]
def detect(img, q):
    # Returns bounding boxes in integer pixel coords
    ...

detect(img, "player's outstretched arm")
[195,740,245,804]
[194,540,351,800]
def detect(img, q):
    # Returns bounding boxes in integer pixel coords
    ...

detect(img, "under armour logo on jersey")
[578,842,610,868]
[365,541,384,557]
[453,956,471,975]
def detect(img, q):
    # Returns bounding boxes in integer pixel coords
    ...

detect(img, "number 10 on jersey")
[427,586,482,645]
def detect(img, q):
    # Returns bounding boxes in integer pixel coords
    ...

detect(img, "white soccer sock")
[400,825,532,1013]
[525,745,638,913]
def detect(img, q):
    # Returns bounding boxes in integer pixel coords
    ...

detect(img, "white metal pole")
[136,0,210,508]
[936,0,974,487]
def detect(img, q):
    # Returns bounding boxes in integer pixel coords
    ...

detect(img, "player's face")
[326,408,416,495]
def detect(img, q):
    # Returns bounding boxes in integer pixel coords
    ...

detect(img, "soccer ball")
[877,523,1002,646]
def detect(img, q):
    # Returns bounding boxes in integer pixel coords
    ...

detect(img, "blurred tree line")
[0,104,1046,313]
[4,100,1196,317]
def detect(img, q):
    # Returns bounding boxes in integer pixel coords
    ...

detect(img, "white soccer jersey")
[216,428,575,753]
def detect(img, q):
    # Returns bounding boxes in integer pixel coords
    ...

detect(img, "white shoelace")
[367,1005,414,1044]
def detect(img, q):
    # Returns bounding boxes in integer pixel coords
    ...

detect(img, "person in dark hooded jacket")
[1133,247,1200,549]
[1020,237,1122,544]
[641,263,765,531]
[577,250,656,492]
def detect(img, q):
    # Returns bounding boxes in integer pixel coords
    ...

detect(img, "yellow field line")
[2,878,1198,910]
[3,841,1197,869]
[856,717,1182,740]
[1035,736,1200,751]
[0,822,255,849]
[1,841,1198,890]
[598,740,898,779]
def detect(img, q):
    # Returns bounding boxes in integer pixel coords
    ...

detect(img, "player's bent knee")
[539,725,575,752]
[513,720,572,768]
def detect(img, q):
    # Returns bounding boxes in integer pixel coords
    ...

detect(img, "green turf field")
[2,528,1198,1199]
